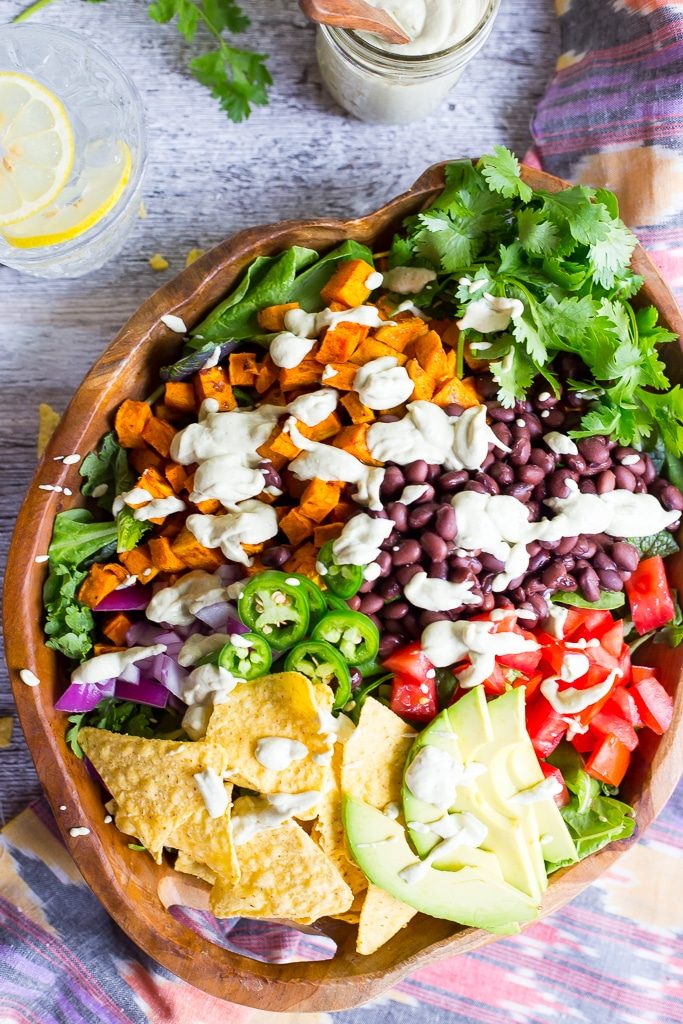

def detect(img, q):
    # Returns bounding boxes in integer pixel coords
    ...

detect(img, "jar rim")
[325,0,501,66]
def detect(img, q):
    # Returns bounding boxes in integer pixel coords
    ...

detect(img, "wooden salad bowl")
[5,163,683,1012]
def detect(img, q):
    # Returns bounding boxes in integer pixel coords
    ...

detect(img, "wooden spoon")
[299,0,411,44]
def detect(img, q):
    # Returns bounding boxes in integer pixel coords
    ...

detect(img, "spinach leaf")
[288,240,374,310]
[627,531,680,560]
[190,247,318,344]
[79,434,148,553]
[552,590,625,611]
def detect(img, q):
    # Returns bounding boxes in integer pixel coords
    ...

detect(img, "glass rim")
[325,0,501,66]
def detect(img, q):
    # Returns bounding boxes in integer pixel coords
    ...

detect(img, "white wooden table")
[0,0,558,822]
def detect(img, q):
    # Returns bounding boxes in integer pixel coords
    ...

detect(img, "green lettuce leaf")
[551,590,625,611]
[627,531,680,560]
[79,433,148,552]
[48,509,118,568]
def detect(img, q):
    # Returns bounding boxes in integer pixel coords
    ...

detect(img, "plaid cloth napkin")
[3,2,683,1020]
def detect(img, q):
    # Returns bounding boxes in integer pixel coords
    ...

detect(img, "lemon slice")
[0,71,74,228]
[2,140,132,249]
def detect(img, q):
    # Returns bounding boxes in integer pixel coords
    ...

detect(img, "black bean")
[359,594,384,616]
[578,436,608,464]
[403,614,420,637]
[510,436,531,466]
[479,377,499,399]
[449,566,475,587]
[438,470,468,492]
[380,529,400,550]
[383,601,410,620]
[420,611,450,627]
[378,635,402,658]
[369,508,389,520]
[526,501,541,521]
[450,556,482,575]
[578,566,601,602]
[262,545,291,568]
[260,462,282,490]
[579,479,597,495]
[422,532,448,561]
[643,459,656,485]
[660,484,683,511]
[495,595,515,610]
[611,542,640,572]
[377,415,401,423]
[573,536,597,559]
[380,465,405,498]
[542,560,575,590]
[509,586,526,604]
[378,578,402,601]
[409,505,435,529]
[525,578,547,595]
[593,551,617,572]
[384,618,402,634]
[405,460,429,484]
[529,593,548,619]
[435,504,457,541]
[478,473,500,495]
[347,595,361,611]
[541,409,566,428]
[480,553,506,573]
[634,478,646,494]
[529,449,555,475]
[445,403,465,417]
[428,560,448,580]
[614,465,636,491]
[426,463,442,482]
[594,469,615,494]
[376,551,392,577]
[368,613,381,630]
[396,564,422,587]
[565,454,587,474]
[480,594,495,612]
[517,464,545,487]
[488,404,515,422]
[505,482,534,502]
[492,422,512,448]
[528,551,551,573]
[598,568,624,591]
[548,470,576,499]
[414,484,436,504]
[392,540,421,565]
[387,502,409,532]
[489,461,515,487]
[481,452,496,471]
[359,579,375,594]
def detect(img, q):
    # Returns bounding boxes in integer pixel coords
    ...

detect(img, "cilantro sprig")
[393,146,683,458]
[14,0,271,123]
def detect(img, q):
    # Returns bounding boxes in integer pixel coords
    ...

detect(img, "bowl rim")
[5,160,683,1012]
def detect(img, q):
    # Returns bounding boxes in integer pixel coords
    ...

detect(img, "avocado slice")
[343,796,539,935]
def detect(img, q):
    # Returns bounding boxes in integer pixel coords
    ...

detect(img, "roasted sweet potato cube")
[194,498,222,515]
[279,355,322,391]
[315,322,368,364]
[431,376,481,409]
[298,411,343,442]
[256,302,299,332]
[255,355,279,395]
[332,424,382,466]
[320,259,375,308]
[171,527,224,570]
[443,348,457,378]
[164,462,189,494]
[406,358,435,401]
[164,382,196,415]
[102,612,134,647]
[260,385,288,407]
[194,366,237,412]
[349,338,408,366]
[115,399,151,449]
[141,416,177,458]
[282,469,307,500]
[313,522,344,546]
[415,330,449,379]
[328,500,356,524]
[285,541,321,583]
[299,479,342,523]
[279,507,316,546]
[228,351,259,386]
[148,536,186,573]
[129,448,163,475]
[77,563,128,608]
[138,465,174,500]
[93,643,126,657]
[341,392,375,424]
[374,318,428,351]
[119,545,158,582]
[319,363,357,391]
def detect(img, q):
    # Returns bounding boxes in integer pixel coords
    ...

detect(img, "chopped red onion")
[115,677,169,708]
[94,586,150,612]
[55,679,116,713]
[194,601,236,630]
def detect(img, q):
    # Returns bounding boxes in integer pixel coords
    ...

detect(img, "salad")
[33,148,681,955]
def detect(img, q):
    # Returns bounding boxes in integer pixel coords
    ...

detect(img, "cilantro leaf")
[589,217,637,289]
[517,208,560,255]
[190,44,271,122]
[44,564,95,661]
[478,146,532,202]
[539,185,612,246]
[491,345,536,409]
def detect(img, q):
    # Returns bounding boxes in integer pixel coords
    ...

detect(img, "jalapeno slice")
[284,640,352,711]
[239,571,310,650]
[317,541,364,599]
[199,632,271,680]
[312,610,380,665]
[283,573,328,628]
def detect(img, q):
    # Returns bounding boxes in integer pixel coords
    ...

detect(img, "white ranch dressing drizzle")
[147,571,230,627]
[544,604,568,640]
[365,270,384,290]
[270,304,389,370]
[560,652,590,683]
[186,500,278,566]
[382,266,437,294]
[19,669,40,687]
[181,663,241,707]
[182,705,212,741]
[399,815,489,884]
[398,484,428,505]
[133,496,186,521]
[510,776,563,806]
[354,356,414,409]
[368,402,503,471]
[361,0,486,56]
[160,313,187,334]
[457,293,524,333]
[541,669,619,715]
[544,432,578,456]
[71,644,166,685]
[193,767,229,818]
[287,421,385,511]
[270,333,315,369]
[231,791,321,846]
[112,486,152,515]
[178,632,235,667]
[190,458,266,508]
[403,571,482,612]
[287,388,338,426]
[331,513,394,566]
[255,737,309,771]
[404,745,486,810]
[420,619,539,671]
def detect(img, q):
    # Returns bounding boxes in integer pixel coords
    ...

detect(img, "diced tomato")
[526,695,568,758]
[585,733,631,787]
[539,761,569,807]
[483,660,507,695]
[618,643,632,686]
[589,699,639,751]
[611,685,643,728]
[497,648,543,675]
[383,642,434,682]
[625,556,675,635]
[563,608,614,642]
[631,665,659,683]
[571,661,612,692]
[571,729,597,754]
[599,620,624,658]
[390,672,438,723]
[520,670,543,701]
[630,675,674,735]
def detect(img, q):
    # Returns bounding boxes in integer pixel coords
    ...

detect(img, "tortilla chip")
[356,883,417,956]
[311,745,368,895]
[174,852,217,886]
[167,786,239,885]
[206,672,334,795]
[0,717,13,749]
[78,729,228,861]
[210,820,353,922]
[37,403,60,456]
[342,698,415,809]
[331,889,366,923]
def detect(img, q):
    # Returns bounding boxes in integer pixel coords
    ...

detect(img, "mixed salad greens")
[33,148,680,952]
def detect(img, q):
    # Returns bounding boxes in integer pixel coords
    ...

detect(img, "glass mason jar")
[0,24,146,279]
[316,0,501,125]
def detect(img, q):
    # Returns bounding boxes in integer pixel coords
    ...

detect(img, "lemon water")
[0,24,146,278]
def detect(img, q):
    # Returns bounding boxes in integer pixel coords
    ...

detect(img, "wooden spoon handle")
[299,0,411,44]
